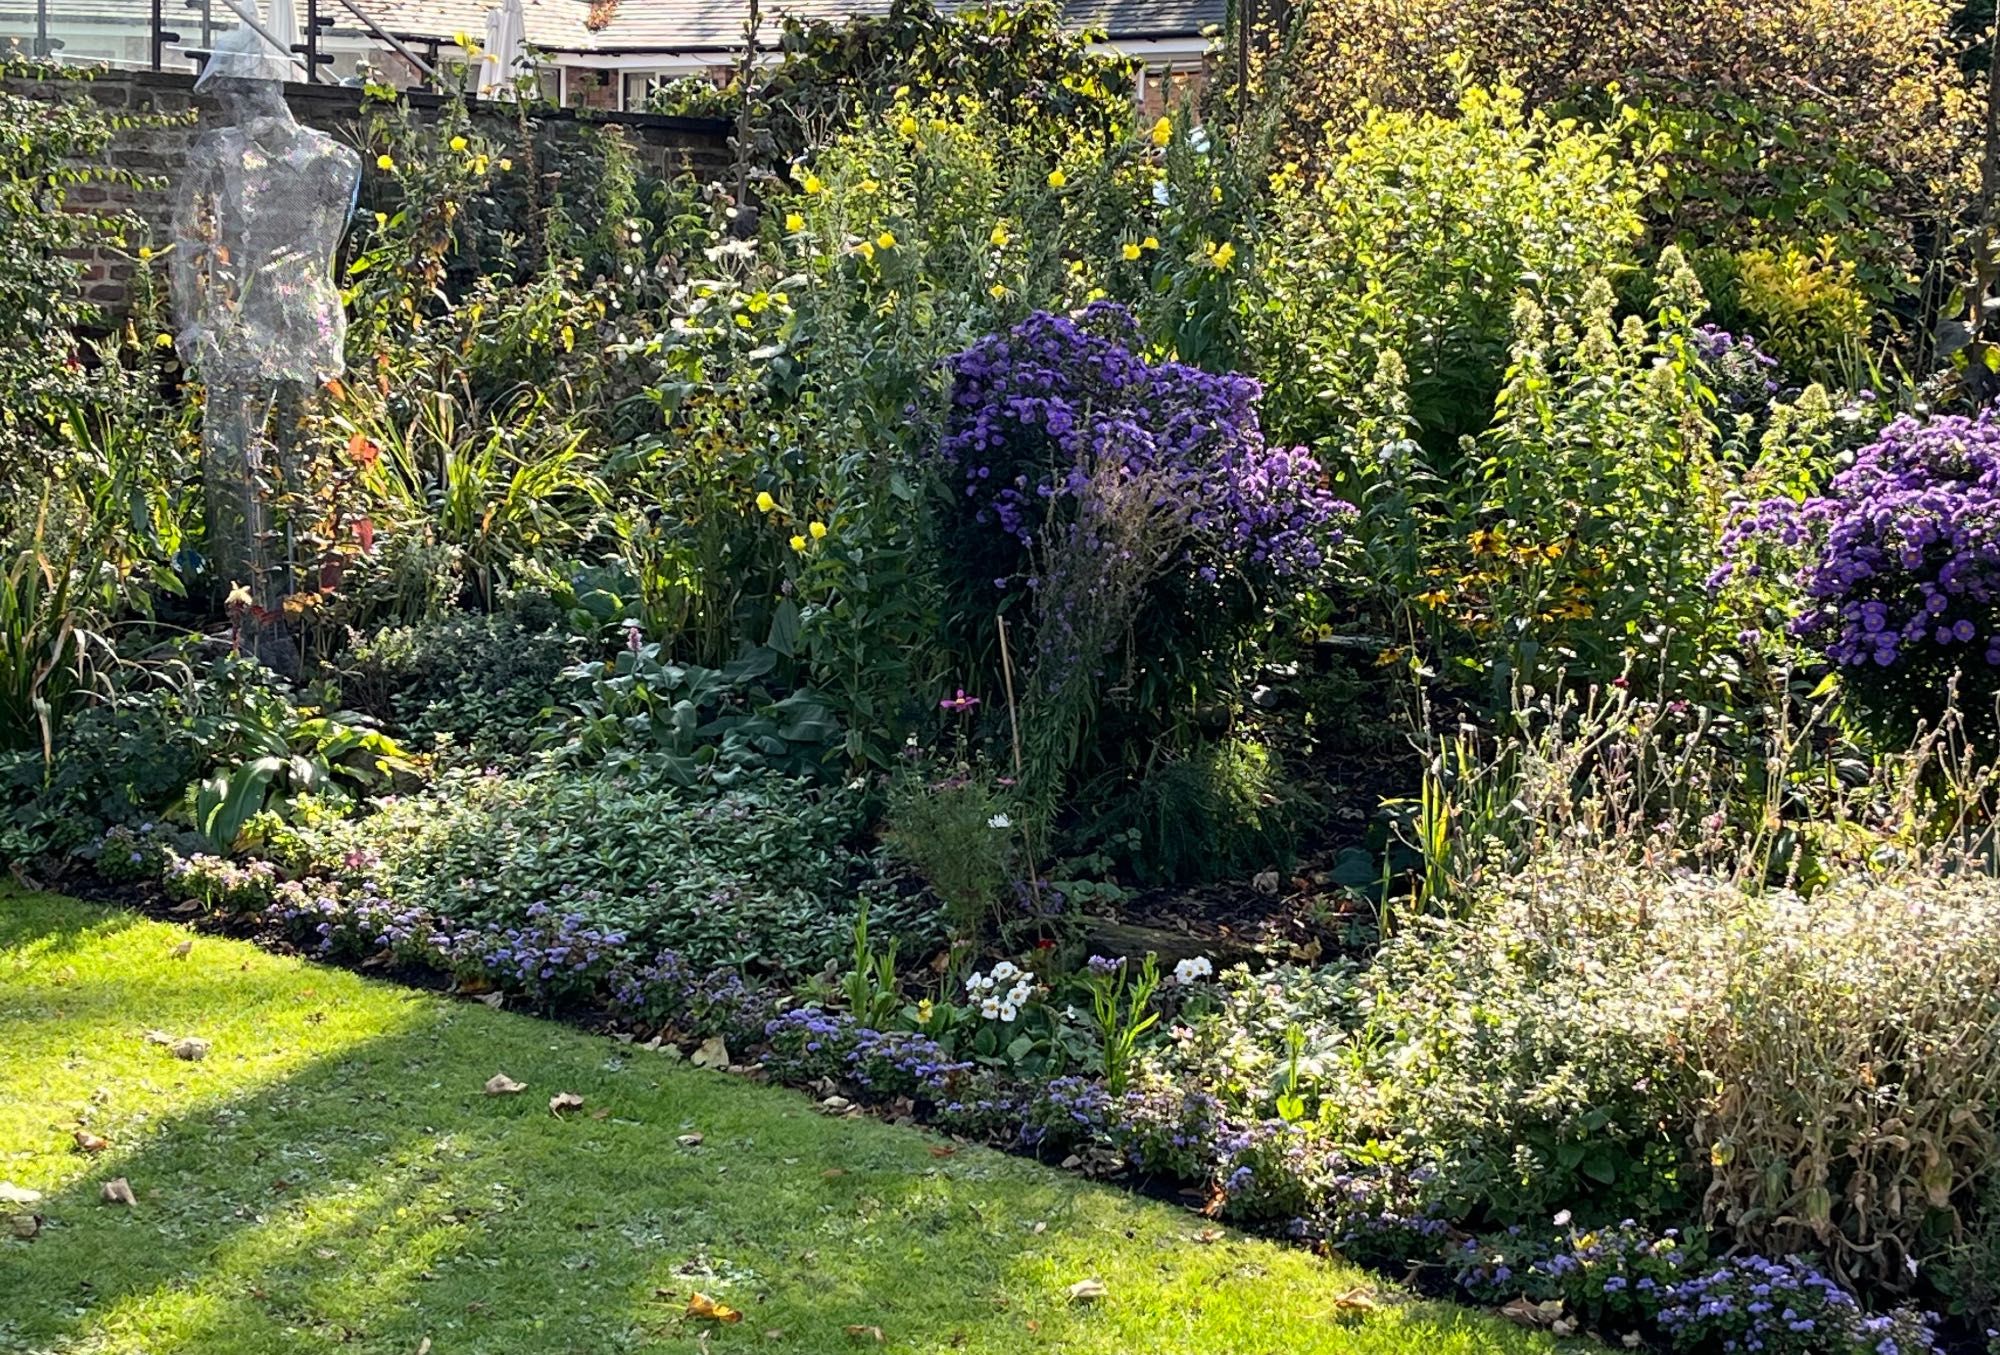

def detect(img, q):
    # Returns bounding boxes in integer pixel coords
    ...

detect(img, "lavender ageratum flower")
[1657,1252,1941,1355]
[1719,412,2000,735]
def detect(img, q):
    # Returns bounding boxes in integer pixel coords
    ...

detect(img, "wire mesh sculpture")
[171,21,360,668]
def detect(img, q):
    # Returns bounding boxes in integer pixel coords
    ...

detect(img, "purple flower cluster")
[438,901,628,1006]
[1022,1074,1114,1150]
[1109,1085,1226,1180]
[1719,413,2000,734]
[1693,324,1781,413]
[268,878,436,962]
[938,305,1352,589]
[1658,1253,1941,1355]
[608,948,775,1044]
[763,1007,970,1098]
[163,851,280,913]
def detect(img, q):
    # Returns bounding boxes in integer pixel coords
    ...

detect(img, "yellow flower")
[498,158,512,171]
[1211,240,1237,268]
[785,211,805,232]
[876,230,896,250]
[808,520,828,539]
[989,223,1010,248]
[154,332,173,348]
[856,240,876,262]
[1046,168,1066,189]
[859,177,880,194]
[1142,235,1159,250]
[472,154,488,174]
[376,153,395,171]
[1150,115,1172,147]
[803,172,824,195]
[898,114,918,137]
[772,292,789,305]
[375,211,388,227]
[989,282,1008,299]
[1121,242,1141,261]
[1211,185,1223,202]
[756,490,777,513]
[1415,589,1451,607]
[451,29,469,46]
[734,313,751,329]
[450,134,468,152]
[137,245,153,262]
[789,534,808,552]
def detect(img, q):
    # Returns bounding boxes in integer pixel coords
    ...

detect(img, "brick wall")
[4,67,732,313]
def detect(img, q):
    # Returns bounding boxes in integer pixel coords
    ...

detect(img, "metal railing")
[17,0,436,85]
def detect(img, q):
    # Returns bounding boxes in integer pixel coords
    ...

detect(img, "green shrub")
[342,596,580,756]
[1085,738,1303,887]
[1254,80,1646,456]
[883,764,1017,939]
[277,769,942,972]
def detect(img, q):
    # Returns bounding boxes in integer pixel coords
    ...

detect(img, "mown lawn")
[0,888,1559,1355]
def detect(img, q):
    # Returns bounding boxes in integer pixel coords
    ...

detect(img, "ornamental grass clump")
[1722,412,2000,741]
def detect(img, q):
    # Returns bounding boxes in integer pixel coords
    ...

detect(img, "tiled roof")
[2,0,1221,54]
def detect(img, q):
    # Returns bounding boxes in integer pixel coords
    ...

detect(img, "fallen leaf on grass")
[549,1092,585,1116]
[677,1133,704,1148]
[168,940,193,959]
[170,1037,209,1061]
[473,992,504,1009]
[0,1183,41,1206]
[1326,1287,1377,1315]
[414,1339,432,1355]
[822,1168,848,1179]
[1499,1297,1566,1328]
[8,1213,39,1239]
[1066,1279,1108,1303]
[73,1129,110,1154]
[142,1029,173,1045]
[844,1325,885,1342]
[484,1073,526,1096]
[1189,1227,1225,1244]
[928,1145,958,1158]
[100,1178,137,1207]
[691,1036,731,1070]
[686,1293,742,1323]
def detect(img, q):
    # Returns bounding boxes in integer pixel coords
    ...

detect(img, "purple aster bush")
[935,304,1353,776]
[1694,325,1782,416]
[1719,413,2000,739]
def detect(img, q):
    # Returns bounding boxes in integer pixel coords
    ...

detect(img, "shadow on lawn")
[1,903,1555,1355]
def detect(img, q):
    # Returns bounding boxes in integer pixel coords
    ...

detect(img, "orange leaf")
[686,1292,742,1324]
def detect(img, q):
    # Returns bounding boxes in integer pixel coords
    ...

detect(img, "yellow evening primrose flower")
[785,211,805,232]
[803,173,824,195]
[498,157,512,171]
[450,135,468,152]
[1212,241,1237,268]
[859,178,880,194]
[1211,185,1224,202]
[154,332,173,348]
[789,534,808,552]
[876,230,896,250]
[989,282,1008,299]
[856,240,876,262]
[1142,235,1159,250]
[990,223,1010,248]
[734,313,751,329]
[809,520,828,539]
[473,154,488,174]
[137,246,153,261]
[1121,242,1141,261]
[1150,116,1172,147]
[1046,168,1066,189]
[756,491,777,513]
[898,114,919,137]
[375,211,388,227]
[376,153,395,171]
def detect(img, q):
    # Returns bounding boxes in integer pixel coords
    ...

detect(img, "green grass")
[0,889,1560,1355]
